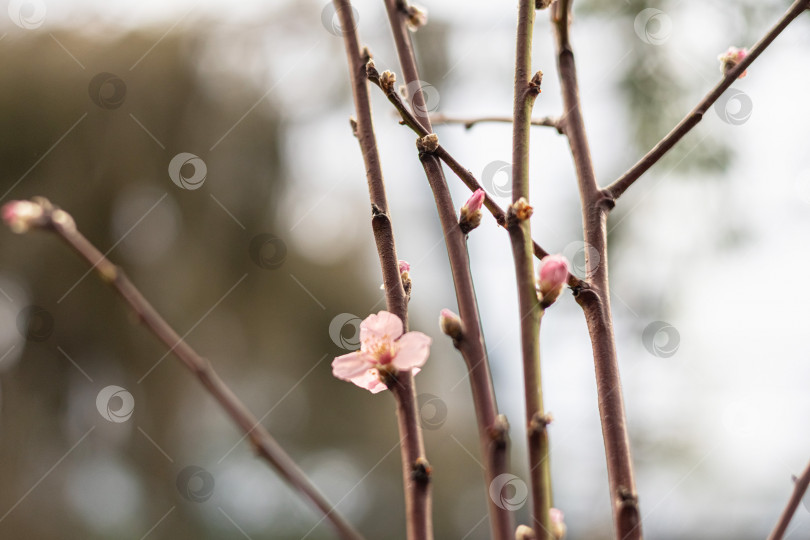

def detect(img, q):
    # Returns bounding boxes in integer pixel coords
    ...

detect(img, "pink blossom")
[398,260,410,274]
[537,254,569,306]
[463,189,486,213]
[718,46,748,79]
[332,311,431,393]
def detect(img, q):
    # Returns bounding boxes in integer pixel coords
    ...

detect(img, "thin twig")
[552,1,641,538]
[509,1,551,538]
[4,198,363,540]
[366,66,583,290]
[431,113,562,132]
[604,0,810,202]
[767,459,810,540]
[380,3,513,537]
[334,2,432,538]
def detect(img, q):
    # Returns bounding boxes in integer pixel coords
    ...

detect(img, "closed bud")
[550,508,567,539]
[537,254,569,307]
[515,525,536,540]
[718,46,748,79]
[380,70,397,94]
[406,5,428,31]
[439,308,463,341]
[459,189,485,233]
[2,200,45,234]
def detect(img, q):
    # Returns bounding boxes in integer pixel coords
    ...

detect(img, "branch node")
[411,457,432,485]
[416,133,439,155]
[528,70,543,97]
[489,414,510,449]
[529,412,553,435]
[506,197,534,228]
[349,117,358,138]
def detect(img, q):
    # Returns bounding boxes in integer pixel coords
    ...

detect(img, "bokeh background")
[0,0,809,538]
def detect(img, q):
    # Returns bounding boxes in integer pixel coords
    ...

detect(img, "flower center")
[369,336,399,366]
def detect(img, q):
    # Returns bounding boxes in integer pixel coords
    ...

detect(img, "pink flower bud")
[2,200,44,234]
[459,189,485,233]
[398,260,411,274]
[439,308,463,340]
[463,189,486,213]
[537,254,569,307]
[718,46,748,79]
[550,508,566,539]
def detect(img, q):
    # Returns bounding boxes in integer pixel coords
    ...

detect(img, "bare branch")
[509,2,552,537]
[768,459,810,540]
[552,1,641,537]
[604,0,810,202]
[431,113,562,132]
[2,198,363,540]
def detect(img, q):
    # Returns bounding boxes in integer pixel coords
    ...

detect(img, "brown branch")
[768,459,810,540]
[509,2,552,538]
[3,198,363,540]
[379,3,513,537]
[604,0,810,202]
[417,144,512,540]
[431,113,562,132]
[552,1,641,538]
[334,2,432,538]
[366,66,583,290]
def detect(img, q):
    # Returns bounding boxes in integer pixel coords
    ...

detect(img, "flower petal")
[392,331,431,371]
[350,369,388,394]
[361,311,403,343]
[332,352,374,381]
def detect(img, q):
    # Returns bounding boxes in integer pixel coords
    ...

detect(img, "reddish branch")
[767,459,810,540]
[334,1,432,538]
[509,1,553,537]
[552,1,642,538]
[604,0,810,201]
[3,198,363,540]
[380,3,513,537]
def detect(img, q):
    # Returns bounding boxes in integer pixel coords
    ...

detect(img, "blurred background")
[0,0,808,538]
